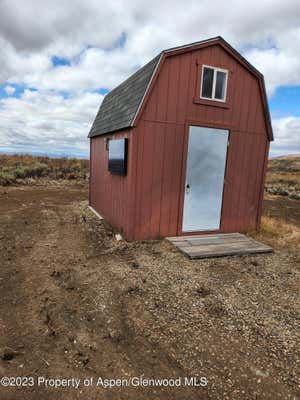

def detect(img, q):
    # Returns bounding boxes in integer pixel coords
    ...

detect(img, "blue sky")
[0,83,24,98]
[51,55,71,67]
[269,86,300,118]
[0,0,299,158]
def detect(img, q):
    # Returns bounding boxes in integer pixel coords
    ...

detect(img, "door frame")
[176,120,232,236]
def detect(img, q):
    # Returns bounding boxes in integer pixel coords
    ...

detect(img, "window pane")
[215,71,226,100]
[201,67,214,98]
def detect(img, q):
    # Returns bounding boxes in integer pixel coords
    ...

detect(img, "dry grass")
[251,216,300,250]
[266,172,299,186]
[266,156,300,199]
[0,154,89,185]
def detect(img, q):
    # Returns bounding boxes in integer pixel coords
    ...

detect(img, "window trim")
[200,65,228,103]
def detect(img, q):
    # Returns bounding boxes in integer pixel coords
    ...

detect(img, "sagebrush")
[0,154,89,185]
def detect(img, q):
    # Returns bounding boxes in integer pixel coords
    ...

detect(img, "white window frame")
[200,64,228,103]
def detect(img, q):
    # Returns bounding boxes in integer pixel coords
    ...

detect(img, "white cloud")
[0,0,299,156]
[4,85,15,95]
[0,0,128,52]
[271,117,300,157]
[1,0,300,94]
[17,47,142,93]
[0,37,51,83]
[0,90,103,156]
[245,39,300,96]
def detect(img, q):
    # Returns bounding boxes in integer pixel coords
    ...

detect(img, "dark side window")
[107,138,128,175]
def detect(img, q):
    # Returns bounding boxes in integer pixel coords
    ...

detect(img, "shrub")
[0,154,89,185]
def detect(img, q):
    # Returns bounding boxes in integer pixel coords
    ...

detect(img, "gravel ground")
[83,203,300,399]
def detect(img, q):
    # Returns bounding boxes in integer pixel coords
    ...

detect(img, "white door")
[182,126,229,232]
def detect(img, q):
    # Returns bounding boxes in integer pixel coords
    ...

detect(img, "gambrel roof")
[88,36,273,140]
[89,54,160,137]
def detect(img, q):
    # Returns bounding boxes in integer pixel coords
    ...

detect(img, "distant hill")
[268,155,300,173]
[271,154,300,160]
[266,154,300,199]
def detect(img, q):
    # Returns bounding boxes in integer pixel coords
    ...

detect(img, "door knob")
[186,184,190,194]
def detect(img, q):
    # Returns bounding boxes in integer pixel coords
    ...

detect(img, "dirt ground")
[0,185,299,400]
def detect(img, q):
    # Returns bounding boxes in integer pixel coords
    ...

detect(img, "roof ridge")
[162,36,222,54]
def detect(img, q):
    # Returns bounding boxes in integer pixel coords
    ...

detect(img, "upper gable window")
[200,65,228,102]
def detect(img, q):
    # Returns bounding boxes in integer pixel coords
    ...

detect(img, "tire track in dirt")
[0,187,203,400]
[1,186,299,400]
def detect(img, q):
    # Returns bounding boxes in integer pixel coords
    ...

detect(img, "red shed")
[88,36,273,241]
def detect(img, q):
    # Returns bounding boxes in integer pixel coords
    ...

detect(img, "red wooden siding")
[130,44,269,240]
[90,43,271,241]
[90,129,135,239]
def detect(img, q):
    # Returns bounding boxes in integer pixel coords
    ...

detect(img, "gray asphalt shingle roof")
[88,54,161,137]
